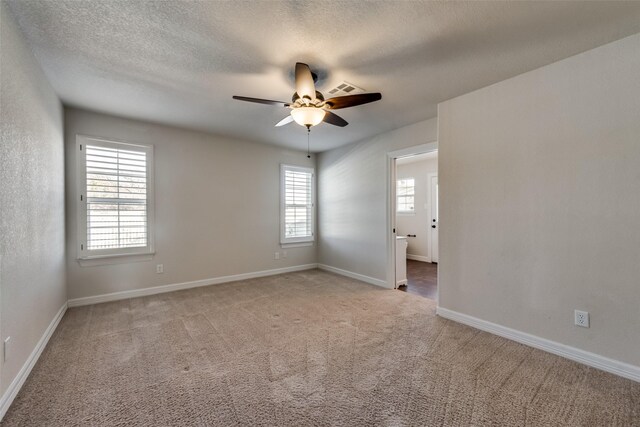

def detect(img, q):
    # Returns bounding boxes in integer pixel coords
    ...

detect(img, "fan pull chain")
[307,126,311,158]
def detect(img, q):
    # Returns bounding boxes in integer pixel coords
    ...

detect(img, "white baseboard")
[0,302,68,421]
[436,307,640,383]
[317,264,389,288]
[67,264,319,307]
[407,254,431,263]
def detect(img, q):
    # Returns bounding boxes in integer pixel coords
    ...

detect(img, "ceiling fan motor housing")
[291,91,325,103]
[233,62,381,130]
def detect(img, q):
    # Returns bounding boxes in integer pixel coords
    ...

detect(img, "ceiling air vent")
[326,81,365,97]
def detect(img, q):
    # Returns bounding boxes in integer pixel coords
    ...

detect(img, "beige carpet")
[2,269,639,426]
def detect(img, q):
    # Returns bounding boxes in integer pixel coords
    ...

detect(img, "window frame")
[396,177,416,215]
[280,164,315,246]
[76,135,155,260]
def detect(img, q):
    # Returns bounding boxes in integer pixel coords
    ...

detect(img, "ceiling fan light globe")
[291,107,326,127]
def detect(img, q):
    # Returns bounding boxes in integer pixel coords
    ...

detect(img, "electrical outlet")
[574,310,589,328]
[274,252,280,260]
[156,264,164,274]
[282,251,287,259]
[4,336,11,362]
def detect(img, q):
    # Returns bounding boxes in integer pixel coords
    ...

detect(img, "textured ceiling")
[7,1,640,152]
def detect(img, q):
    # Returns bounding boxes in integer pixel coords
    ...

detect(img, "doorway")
[386,143,438,301]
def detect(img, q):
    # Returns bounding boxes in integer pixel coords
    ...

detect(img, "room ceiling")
[7,1,640,152]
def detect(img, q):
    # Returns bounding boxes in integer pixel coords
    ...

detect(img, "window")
[280,164,314,245]
[397,178,415,213]
[77,135,154,259]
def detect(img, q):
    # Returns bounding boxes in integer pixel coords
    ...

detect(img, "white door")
[430,175,439,263]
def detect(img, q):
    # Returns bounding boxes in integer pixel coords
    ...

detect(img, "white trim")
[388,143,438,160]
[0,302,68,421]
[280,164,315,245]
[386,156,397,290]
[317,264,390,288]
[427,172,438,263]
[407,254,431,263]
[76,135,156,260]
[436,306,640,383]
[68,264,318,307]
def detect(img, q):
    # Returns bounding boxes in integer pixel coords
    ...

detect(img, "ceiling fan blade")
[323,111,348,127]
[232,96,289,107]
[324,93,382,109]
[295,62,316,100]
[275,115,294,127]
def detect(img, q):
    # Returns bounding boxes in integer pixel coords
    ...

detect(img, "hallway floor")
[399,259,437,300]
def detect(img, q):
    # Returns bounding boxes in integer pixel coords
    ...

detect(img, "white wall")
[317,118,438,283]
[65,108,316,300]
[0,3,66,395]
[396,157,438,260]
[438,33,640,366]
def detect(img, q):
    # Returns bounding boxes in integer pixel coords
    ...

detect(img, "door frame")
[427,172,438,263]
[386,141,438,293]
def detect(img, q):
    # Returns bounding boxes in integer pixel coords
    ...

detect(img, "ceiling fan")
[232,62,382,129]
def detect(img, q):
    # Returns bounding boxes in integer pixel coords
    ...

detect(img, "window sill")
[280,242,314,249]
[78,252,155,267]
[397,212,416,216]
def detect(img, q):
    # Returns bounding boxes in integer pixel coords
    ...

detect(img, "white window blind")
[281,165,314,244]
[77,136,154,259]
[397,178,415,213]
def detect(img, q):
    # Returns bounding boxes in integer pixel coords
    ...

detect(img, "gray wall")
[438,33,640,366]
[0,3,66,394]
[317,118,437,283]
[65,108,316,300]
